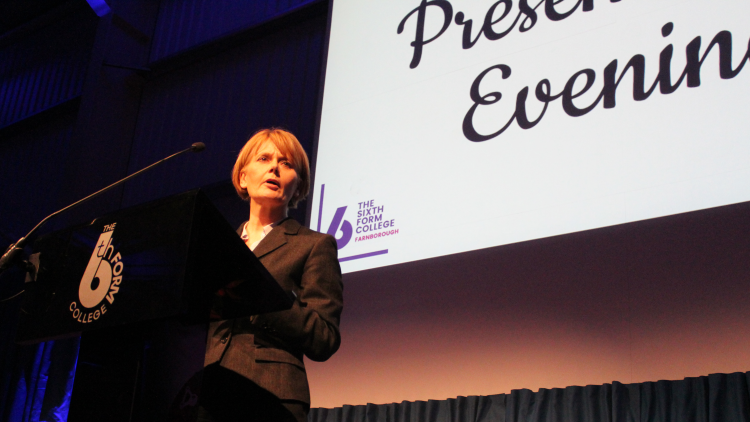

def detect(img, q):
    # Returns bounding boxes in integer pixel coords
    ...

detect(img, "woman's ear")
[290,187,302,206]
[238,170,247,189]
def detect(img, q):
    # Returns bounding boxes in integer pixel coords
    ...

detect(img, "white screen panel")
[314,0,750,273]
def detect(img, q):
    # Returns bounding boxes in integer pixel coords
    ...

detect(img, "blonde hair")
[232,128,310,208]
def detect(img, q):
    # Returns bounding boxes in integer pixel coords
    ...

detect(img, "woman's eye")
[281,161,292,168]
[257,156,267,161]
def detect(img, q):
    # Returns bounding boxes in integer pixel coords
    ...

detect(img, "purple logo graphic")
[325,206,353,249]
[317,184,389,262]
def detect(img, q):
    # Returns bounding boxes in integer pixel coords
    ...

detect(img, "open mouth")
[265,179,280,187]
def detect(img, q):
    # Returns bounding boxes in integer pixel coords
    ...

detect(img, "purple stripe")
[339,250,388,262]
[317,184,325,232]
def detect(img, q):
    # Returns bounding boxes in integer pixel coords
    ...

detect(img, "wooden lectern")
[17,190,292,421]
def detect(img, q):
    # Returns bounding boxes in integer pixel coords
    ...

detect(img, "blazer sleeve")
[254,234,343,361]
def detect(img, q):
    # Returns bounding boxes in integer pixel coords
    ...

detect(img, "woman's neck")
[245,200,288,246]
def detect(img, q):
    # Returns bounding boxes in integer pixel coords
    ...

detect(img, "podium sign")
[17,189,291,344]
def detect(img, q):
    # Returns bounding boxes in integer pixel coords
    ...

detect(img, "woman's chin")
[252,195,289,209]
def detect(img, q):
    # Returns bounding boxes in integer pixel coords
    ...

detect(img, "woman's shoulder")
[279,218,334,242]
[280,220,339,259]
[238,218,329,240]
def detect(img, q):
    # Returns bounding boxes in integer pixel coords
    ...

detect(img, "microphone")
[0,143,207,274]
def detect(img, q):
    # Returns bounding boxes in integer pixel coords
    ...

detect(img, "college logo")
[69,222,124,323]
[325,206,353,249]
[318,185,399,262]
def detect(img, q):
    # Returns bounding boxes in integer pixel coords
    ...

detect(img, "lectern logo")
[69,223,124,323]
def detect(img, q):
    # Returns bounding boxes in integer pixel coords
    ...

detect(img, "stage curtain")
[1,338,79,422]
[0,265,79,422]
[310,372,750,422]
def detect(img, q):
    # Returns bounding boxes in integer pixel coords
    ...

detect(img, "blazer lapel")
[252,218,301,259]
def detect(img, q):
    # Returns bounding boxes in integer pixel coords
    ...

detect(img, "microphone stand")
[0,142,206,276]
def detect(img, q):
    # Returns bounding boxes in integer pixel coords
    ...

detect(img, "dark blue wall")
[0,1,328,419]
[122,5,325,216]
[0,5,96,128]
[150,0,318,62]
[0,0,325,237]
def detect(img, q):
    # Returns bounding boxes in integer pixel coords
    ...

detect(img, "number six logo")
[326,206,353,250]
[79,227,123,308]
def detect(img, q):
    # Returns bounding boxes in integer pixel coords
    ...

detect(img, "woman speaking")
[199,128,343,422]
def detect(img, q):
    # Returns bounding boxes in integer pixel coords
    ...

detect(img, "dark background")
[1,0,749,415]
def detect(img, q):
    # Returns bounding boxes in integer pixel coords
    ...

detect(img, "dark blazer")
[204,218,343,404]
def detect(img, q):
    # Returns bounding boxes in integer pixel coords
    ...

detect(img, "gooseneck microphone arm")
[0,142,206,274]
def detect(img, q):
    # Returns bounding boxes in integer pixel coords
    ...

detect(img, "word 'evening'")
[463,22,750,142]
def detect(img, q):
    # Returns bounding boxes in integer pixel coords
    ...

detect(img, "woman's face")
[239,141,299,209]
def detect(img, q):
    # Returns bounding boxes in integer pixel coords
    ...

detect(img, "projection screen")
[313,0,750,273]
